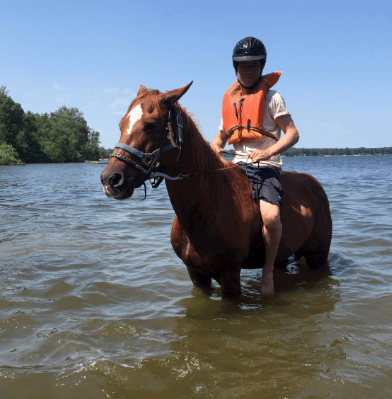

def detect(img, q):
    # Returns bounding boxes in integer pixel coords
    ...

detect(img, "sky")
[1,0,391,150]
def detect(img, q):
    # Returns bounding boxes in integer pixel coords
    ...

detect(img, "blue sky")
[1,0,391,149]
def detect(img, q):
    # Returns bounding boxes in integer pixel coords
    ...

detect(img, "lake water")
[1,155,392,398]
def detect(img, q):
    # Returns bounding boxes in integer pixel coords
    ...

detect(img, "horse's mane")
[182,107,224,170]
[179,104,244,199]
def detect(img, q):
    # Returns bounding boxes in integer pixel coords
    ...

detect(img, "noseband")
[110,105,183,188]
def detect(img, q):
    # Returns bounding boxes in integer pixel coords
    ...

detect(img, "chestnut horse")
[100,82,332,300]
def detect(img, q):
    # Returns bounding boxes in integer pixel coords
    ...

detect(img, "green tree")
[0,88,101,163]
[83,127,100,161]
[98,147,113,159]
[35,106,100,163]
[0,143,23,165]
[0,86,25,150]
[15,111,48,163]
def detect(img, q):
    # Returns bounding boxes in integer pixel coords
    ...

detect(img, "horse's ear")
[161,81,193,105]
[137,85,149,96]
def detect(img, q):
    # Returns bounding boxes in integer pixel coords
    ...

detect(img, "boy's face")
[236,61,262,88]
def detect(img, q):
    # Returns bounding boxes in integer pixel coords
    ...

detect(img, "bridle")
[110,105,184,189]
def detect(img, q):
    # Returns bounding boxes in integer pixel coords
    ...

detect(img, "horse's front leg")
[187,267,213,295]
[217,269,241,300]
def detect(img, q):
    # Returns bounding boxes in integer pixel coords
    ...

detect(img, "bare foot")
[260,274,275,295]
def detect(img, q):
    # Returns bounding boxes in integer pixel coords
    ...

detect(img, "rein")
[150,163,241,181]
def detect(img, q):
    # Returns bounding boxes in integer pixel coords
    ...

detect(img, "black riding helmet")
[232,37,267,71]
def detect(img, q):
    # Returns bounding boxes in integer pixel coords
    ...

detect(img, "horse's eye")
[144,121,157,131]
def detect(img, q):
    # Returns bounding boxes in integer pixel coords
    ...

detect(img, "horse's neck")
[179,113,225,175]
[165,112,233,217]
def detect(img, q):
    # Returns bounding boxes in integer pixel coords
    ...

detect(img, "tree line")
[99,145,392,161]
[283,147,392,157]
[0,86,100,165]
[223,146,392,157]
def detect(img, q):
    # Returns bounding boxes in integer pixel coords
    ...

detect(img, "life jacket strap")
[226,125,278,142]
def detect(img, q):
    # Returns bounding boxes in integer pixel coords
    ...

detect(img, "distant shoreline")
[281,153,391,158]
[2,150,391,166]
[223,147,392,158]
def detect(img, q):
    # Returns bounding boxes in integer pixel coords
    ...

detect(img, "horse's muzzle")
[100,170,141,200]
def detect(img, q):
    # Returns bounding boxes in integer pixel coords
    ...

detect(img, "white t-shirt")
[219,89,290,169]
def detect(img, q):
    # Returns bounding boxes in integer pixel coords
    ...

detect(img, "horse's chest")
[181,234,247,276]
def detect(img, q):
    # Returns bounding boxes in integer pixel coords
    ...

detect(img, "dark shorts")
[237,162,283,208]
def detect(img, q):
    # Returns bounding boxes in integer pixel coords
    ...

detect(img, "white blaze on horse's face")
[126,104,143,135]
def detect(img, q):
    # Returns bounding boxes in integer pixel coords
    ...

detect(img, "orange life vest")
[222,72,281,145]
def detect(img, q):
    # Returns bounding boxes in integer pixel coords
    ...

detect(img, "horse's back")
[280,170,331,224]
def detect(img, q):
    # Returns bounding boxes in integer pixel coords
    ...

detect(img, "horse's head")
[100,82,192,200]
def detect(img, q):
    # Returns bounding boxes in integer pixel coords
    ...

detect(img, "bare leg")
[259,200,282,295]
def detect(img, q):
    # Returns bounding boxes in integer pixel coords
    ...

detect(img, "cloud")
[110,99,130,110]
[24,92,39,98]
[53,83,66,91]
[103,87,120,94]
[55,94,73,105]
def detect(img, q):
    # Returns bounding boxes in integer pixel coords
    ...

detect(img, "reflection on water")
[1,156,392,398]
